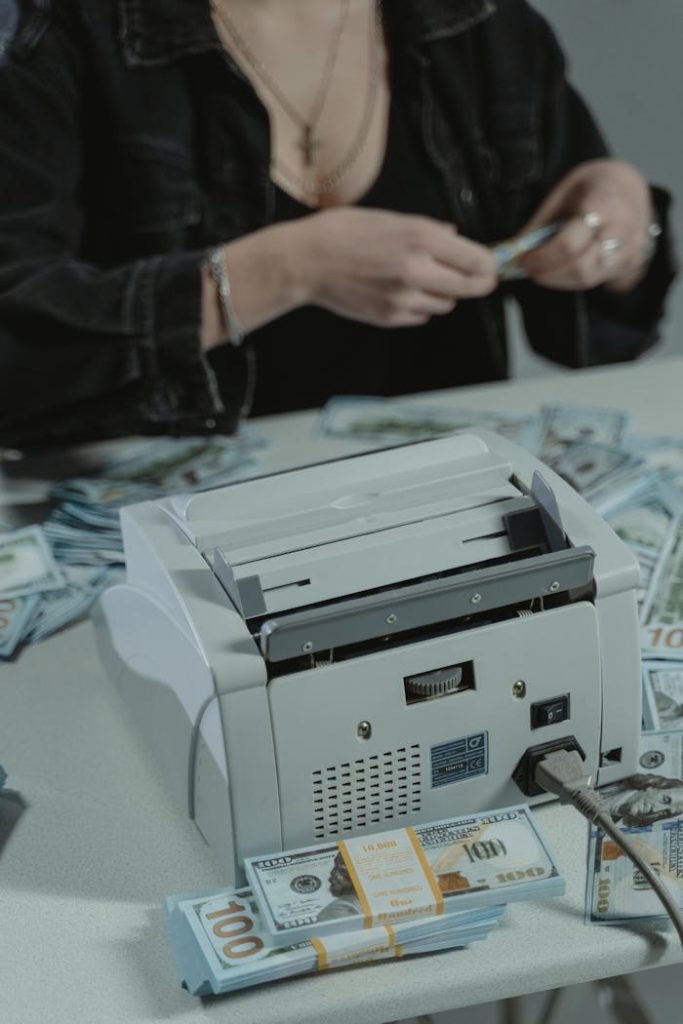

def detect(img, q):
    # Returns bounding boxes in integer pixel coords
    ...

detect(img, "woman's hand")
[295,207,497,326]
[518,159,655,294]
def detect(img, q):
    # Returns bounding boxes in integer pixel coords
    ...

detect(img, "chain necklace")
[212,0,350,168]
[275,1,383,202]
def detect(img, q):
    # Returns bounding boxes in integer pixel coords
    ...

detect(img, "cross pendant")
[299,124,321,167]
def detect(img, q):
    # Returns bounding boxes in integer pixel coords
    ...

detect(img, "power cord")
[534,748,683,947]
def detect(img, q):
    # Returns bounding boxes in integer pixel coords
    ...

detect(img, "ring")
[600,237,623,265]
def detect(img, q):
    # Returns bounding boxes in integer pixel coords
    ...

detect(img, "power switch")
[530,695,570,729]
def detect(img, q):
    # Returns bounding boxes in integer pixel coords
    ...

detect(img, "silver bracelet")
[207,246,244,348]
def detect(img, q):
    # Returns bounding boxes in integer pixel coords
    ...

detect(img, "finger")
[531,239,614,291]
[422,221,498,278]
[410,259,492,301]
[400,291,458,317]
[520,215,596,279]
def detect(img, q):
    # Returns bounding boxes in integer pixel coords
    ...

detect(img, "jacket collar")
[119,0,496,67]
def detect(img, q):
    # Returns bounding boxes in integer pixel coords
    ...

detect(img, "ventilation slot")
[312,744,422,840]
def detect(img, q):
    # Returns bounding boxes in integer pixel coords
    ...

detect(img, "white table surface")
[2,355,683,1024]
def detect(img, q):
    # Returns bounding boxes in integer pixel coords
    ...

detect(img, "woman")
[0,0,676,449]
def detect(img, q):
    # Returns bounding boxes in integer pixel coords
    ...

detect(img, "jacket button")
[205,418,216,429]
[460,187,474,204]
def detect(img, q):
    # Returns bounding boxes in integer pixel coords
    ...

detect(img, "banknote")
[642,663,683,732]
[104,435,257,492]
[0,594,40,659]
[602,477,681,560]
[532,405,630,462]
[0,526,65,599]
[641,514,683,661]
[317,395,536,446]
[491,222,565,281]
[245,805,564,946]
[629,435,683,487]
[547,441,643,506]
[587,731,683,926]
[164,887,505,996]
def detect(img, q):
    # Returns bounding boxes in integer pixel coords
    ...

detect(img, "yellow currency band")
[311,936,328,971]
[406,826,444,915]
[338,839,373,927]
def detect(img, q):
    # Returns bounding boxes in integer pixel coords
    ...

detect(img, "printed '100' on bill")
[245,806,563,947]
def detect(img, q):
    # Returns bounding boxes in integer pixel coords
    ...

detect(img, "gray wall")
[511,0,682,377]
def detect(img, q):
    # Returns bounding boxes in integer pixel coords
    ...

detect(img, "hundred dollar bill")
[0,525,65,599]
[491,222,565,280]
[164,887,505,996]
[532,404,630,462]
[317,395,536,447]
[245,805,564,946]
[629,434,683,488]
[641,514,683,661]
[587,731,683,926]
[602,478,682,613]
[547,441,643,507]
[0,594,40,659]
[104,435,258,492]
[642,663,683,733]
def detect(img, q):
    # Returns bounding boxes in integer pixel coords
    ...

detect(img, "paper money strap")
[337,827,445,928]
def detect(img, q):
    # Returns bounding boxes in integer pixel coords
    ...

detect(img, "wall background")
[510,0,682,377]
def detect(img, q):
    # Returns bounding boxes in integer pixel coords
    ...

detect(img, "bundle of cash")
[164,886,505,996]
[245,805,564,947]
[586,730,683,927]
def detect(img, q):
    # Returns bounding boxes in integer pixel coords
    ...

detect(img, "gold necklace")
[212,0,350,168]
[274,2,382,202]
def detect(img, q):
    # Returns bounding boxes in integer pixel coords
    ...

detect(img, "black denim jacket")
[0,0,676,449]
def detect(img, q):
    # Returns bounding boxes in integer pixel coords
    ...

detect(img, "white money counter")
[95,430,641,886]
[1,358,683,1024]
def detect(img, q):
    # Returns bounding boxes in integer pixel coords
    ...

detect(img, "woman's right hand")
[295,207,498,327]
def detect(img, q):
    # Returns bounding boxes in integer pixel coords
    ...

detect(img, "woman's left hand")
[518,159,655,294]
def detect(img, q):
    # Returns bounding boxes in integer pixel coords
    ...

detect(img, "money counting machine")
[95,431,641,885]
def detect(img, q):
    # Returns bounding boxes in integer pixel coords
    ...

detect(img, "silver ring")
[600,237,623,265]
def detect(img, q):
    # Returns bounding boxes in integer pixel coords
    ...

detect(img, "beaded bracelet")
[207,246,244,348]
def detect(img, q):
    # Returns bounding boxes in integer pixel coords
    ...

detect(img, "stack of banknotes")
[0,434,261,659]
[165,805,563,995]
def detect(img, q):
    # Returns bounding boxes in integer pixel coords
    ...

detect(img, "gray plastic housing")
[94,430,641,884]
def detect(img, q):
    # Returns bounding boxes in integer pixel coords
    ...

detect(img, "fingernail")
[583,212,602,230]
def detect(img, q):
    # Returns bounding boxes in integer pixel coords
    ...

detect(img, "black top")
[249,89,488,416]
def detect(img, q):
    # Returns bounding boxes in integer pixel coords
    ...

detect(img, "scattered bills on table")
[531,403,630,462]
[245,805,564,947]
[165,886,505,996]
[642,663,683,732]
[587,731,683,927]
[0,434,264,658]
[641,513,683,662]
[317,395,536,447]
[0,526,65,600]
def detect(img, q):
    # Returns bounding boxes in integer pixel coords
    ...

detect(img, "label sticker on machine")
[430,732,488,789]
